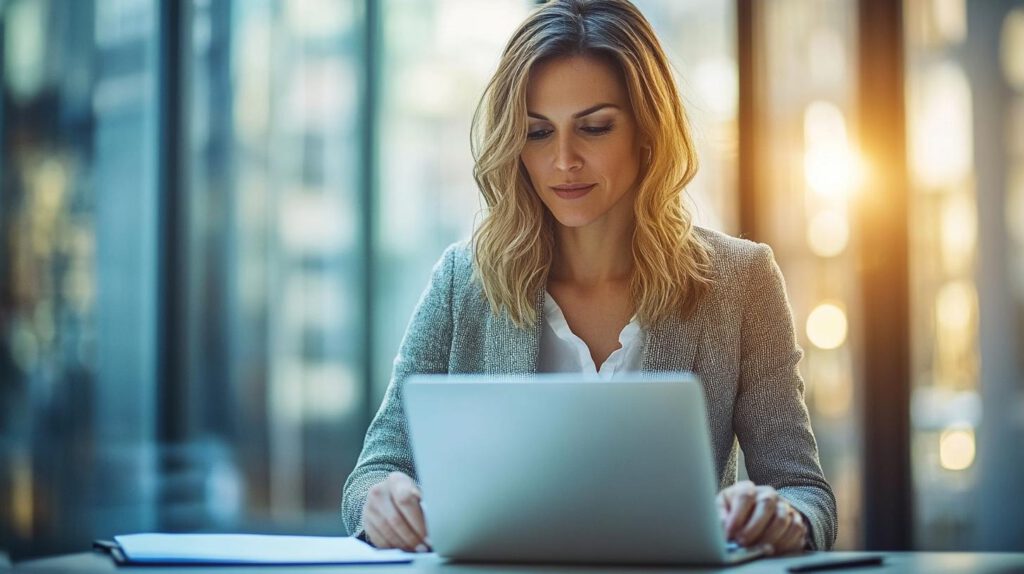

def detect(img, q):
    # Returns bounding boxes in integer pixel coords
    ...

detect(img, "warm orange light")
[803,101,862,198]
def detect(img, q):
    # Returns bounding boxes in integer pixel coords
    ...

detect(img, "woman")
[342,0,837,555]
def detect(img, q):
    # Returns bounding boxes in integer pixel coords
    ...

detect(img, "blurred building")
[0,0,1022,561]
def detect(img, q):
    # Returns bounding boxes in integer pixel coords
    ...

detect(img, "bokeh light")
[806,302,848,350]
[932,0,967,46]
[1001,8,1024,91]
[936,280,975,335]
[909,62,973,190]
[807,209,850,257]
[940,192,977,275]
[939,426,976,471]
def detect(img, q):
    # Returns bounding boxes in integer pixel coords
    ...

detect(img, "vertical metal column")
[856,0,913,551]
[736,0,761,242]
[156,0,192,528]
[360,0,381,429]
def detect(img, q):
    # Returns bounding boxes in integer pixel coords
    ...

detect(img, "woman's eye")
[582,125,613,135]
[526,125,613,140]
[526,129,552,140]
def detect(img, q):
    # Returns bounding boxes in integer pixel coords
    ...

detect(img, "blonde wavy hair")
[471,0,713,329]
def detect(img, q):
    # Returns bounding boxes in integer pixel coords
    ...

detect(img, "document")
[109,533,416,565]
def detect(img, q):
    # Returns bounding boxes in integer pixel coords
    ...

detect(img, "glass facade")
[1,0,162,556]
[904,0,1024,550]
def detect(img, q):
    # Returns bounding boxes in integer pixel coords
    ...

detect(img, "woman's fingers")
[757,501,793,547]
[716,491,731,525]
[723,482,757,540]
[362,473,430,551]
[389,480,429,548]
[736,491,778,545]
[777,513,809,553]
[364,500,401,549]
[382,504,423,550]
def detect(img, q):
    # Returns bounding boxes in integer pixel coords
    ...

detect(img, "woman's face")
[520,55,643,230]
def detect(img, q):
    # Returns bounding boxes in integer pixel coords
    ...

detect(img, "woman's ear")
[641,144,653,165]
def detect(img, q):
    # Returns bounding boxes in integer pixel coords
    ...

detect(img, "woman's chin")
[549,210,599,229]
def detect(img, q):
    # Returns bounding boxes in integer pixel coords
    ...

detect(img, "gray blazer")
[341,227,838,550]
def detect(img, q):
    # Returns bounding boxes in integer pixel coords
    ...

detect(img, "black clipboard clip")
[92,539,128,564]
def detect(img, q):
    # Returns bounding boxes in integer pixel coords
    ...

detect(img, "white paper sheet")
[113,533,417,565]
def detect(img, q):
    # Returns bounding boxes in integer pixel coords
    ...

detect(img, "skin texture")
[363,55,808,555]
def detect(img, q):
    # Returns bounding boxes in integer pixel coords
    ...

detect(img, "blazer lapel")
[641,295,709,373]
[484,287,545,375]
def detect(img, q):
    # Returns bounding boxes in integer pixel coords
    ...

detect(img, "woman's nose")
[553,135,583,172]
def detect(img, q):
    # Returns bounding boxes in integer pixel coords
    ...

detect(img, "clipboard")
[91,534,417,566]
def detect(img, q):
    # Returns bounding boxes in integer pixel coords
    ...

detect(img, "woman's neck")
[549,211,634,287]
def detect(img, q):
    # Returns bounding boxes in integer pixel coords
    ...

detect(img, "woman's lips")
[551,184,596,199]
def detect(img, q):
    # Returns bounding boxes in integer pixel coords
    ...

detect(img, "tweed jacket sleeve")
[340,244,458,538]
[732,243,837,551]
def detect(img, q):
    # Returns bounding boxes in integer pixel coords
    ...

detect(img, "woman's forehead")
[525,55,629,115]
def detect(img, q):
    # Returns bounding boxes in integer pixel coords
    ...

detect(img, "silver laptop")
[403,373,768,566]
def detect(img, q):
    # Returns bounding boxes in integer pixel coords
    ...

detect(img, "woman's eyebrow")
[527,103,620,121]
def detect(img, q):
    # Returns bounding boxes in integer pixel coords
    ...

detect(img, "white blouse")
[537,290,646,379]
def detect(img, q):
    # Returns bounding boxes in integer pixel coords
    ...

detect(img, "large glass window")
[905,0,1024,550]
[634,0,739,234]
[372,0,533,403]
[1,0,162,556]
[187,0,366,529]
[752,0,863,550]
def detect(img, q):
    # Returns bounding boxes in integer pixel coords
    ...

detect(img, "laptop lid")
[403,373,745,565]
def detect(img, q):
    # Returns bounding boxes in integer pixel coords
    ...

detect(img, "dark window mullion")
[856,0,913,551]
[360,0,381,430]
[155,0,192,529]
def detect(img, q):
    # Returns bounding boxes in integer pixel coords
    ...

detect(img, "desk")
[12,551,1024,573]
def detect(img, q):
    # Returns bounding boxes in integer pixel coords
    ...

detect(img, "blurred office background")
[0,0,1022,561]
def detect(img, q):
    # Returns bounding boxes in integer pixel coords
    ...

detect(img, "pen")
[787,555,885,572]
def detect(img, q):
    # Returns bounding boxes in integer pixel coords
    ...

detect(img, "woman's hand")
[363,471,431,552]
[716,480,809,555]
